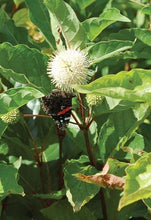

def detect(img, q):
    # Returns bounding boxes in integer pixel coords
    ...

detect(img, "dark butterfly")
[41,89,75,129]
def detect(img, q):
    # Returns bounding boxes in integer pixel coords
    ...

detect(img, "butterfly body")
[41,89,74,129]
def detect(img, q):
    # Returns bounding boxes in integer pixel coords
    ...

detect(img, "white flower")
[47,48,90,91]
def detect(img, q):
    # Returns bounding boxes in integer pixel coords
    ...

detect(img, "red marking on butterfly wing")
[57,106,71,116]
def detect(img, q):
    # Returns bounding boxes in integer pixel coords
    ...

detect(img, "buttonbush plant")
[0,0,151,219]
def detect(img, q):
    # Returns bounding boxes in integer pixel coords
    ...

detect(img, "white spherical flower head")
[47,48,90,91]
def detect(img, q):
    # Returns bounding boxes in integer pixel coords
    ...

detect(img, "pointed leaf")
[99,8,130,22]
[74,69,151,103]
[0,119,8,137]
[44,0,86,49]
[64,159,99,212]
[98,109,137,161]
[0,164,24,198]
[0,43,51,93]
[76,0,95,10]
[25,0,56,50]
[42,199,97,220]
[0,87,44,116]
[134,29,151,46]
[0,8,30,46]
[88,40,133,65]
[83,8,130,41]
[142,6,151,15]
[119,153,151,210]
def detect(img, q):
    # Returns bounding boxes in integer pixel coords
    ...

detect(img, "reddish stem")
[56,125,66,190]
[21,114,51,118]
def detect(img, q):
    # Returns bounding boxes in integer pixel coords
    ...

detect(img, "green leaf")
[25,0,56,50]
[0,87,44,116]
[121,132,145,162]
[0,66,29,85]
[142,5,151,15]
[99,8,130,22]
[102,158,134,219]
[107,158,129,176]
[0,8,29,46]
[0,43,51,93]
[0,164,24,198]
[144,197,151,210]
[98,109,137,161]
[109,28,151,46]
[74,69,151,103]
[14,0,25,5]
[12,8,29,27]
[83,8,130,41]
[75,0,95,10]
[88,40,133,65]
[0,194,46,219]
[0,119,8,137]
[43,143,59,161]
[104,189,134,220]
[134,29,151,46]
[44,0,86,49]
[119,153,151,210]
[64,158,99,212]
[42,199,97,220]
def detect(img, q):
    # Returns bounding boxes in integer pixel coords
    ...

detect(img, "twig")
[129,0,146,7]
[21,114,51,118]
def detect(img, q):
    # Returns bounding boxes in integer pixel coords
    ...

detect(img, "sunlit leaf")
[76,0,95,10]
[74,69,151,103]
[119,153,151,210]
[0,42,51,93]
[0,87,44,116]
[0,164,24,198]
[83,8,130,41]
[142,5,151,15]
[64,158,99,212]
[25,0,56,50]
[44,0,86,49]
[87,40,133,65]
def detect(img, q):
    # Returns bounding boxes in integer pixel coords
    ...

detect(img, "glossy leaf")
[0,43,51,93]
[42,199,97,220]
[64,158,99,212]
[0,164,24,198]
[134,29,151,46]
[44,0,86,49]
[83,8,130,41]
[119,153,151,210]
[74,69,151,103]
[0,119,8,137]
[12,8,29,27]
[76,0,95,10]
[0,8,29,46]
[142,6,151,15]
[0,87,44,116]
[98,109,137,161]
[88,40,133,65]
[14,0,25,5]
[25,0,56,50]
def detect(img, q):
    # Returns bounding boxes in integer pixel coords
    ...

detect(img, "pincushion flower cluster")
[1,109,20,124]
[86,94,103,106]
[47,48,90,91]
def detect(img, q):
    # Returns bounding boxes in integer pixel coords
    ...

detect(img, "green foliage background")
[0,0,151,219]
